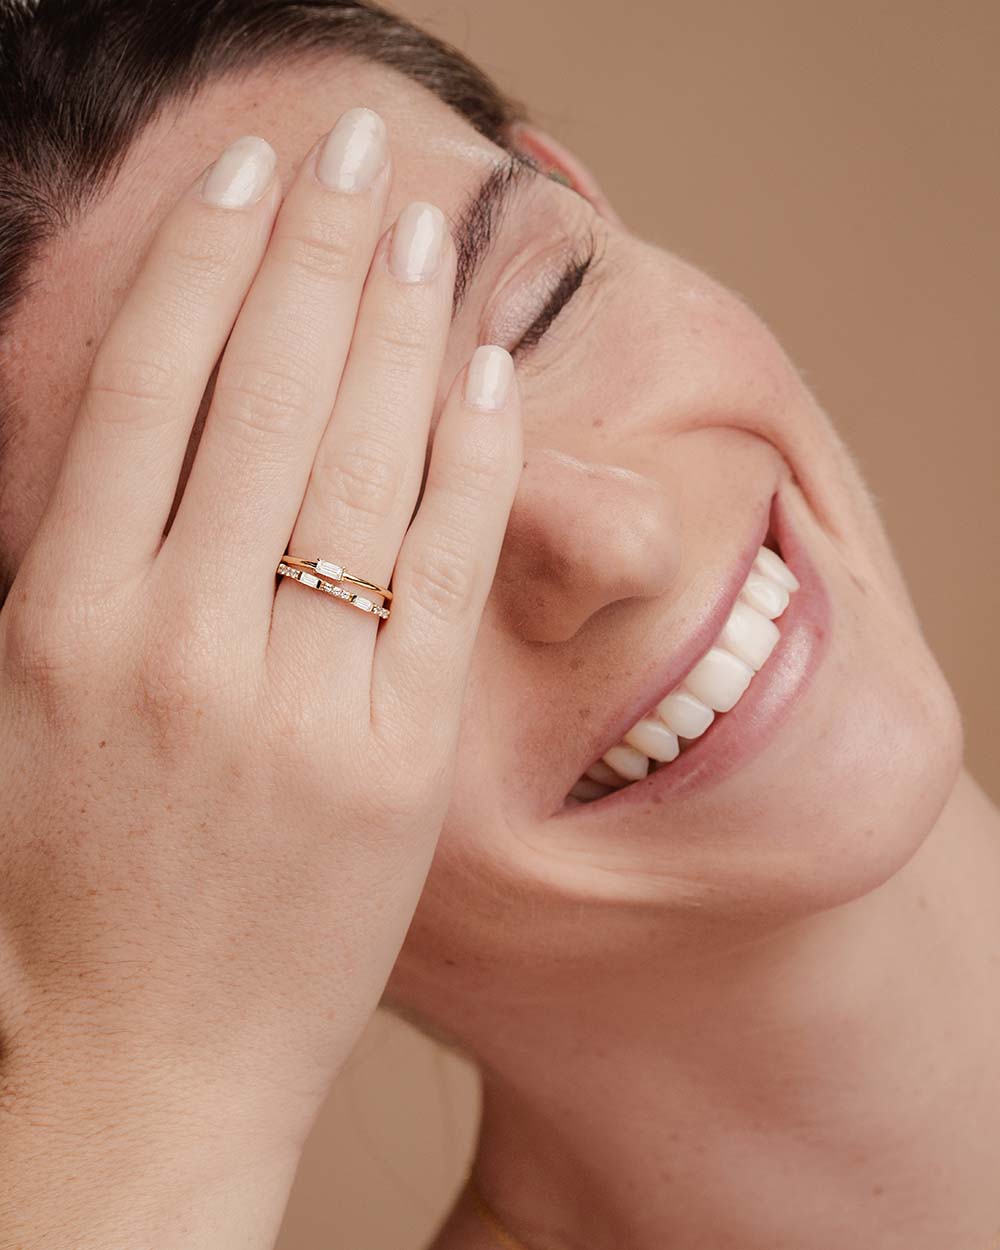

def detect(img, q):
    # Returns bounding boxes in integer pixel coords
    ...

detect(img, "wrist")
[0,1053,309,1250]
[1,1004,329,1154]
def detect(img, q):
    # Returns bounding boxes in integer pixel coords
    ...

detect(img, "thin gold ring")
[280,554,393,602]
[276,560,391,621]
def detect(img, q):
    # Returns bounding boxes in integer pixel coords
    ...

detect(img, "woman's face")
[4,58,963,1004]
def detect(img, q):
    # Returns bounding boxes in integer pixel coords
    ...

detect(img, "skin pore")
[2,52,999,1250]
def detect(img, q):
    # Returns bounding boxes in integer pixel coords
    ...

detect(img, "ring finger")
[271,197,456,661]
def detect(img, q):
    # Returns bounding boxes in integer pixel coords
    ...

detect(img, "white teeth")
[602,743,650,782]
[586,759,629,787]
[738,571,789,620]
[716,600,780,672]
[572,540,800,801]
[682,646,755,713]
[624,718,680,762]
[656,689,715,739]
[754,545,799,591]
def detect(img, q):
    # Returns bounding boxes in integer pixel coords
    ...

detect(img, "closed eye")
[510,228,602,361]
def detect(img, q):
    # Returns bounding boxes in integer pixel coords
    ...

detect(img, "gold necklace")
[467,1170,1000,1250]
[467,1172,538,1250]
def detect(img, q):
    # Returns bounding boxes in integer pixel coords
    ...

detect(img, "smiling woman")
[0,4,998,1250]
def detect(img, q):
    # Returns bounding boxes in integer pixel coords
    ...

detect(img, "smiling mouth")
[564,516,800,807]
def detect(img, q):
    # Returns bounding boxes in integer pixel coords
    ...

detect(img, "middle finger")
[161,106,391,616]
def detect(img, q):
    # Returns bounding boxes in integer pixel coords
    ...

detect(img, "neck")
[444,768,1000,1250]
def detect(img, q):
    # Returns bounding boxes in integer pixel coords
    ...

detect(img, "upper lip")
[556,490,776,806]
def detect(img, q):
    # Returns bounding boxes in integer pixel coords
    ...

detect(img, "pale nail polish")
[389,202,446,283]
[466,345,514,411]
[200,135,277,209]
[316,107,387,193]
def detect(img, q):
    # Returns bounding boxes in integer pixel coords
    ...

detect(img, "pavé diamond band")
[276,557,392,621]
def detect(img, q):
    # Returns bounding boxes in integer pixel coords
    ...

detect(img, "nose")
[493,448,682,643]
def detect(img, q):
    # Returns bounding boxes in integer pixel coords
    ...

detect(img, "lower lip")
[558,484,833,814]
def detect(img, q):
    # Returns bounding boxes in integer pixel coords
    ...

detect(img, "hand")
[0,110,521,1158]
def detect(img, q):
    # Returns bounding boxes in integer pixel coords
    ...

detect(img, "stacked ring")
[276,555,392,621]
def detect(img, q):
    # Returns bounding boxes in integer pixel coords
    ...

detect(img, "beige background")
[276,3,999,1246]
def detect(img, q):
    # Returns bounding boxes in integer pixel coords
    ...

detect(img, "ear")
[508,121,624,228]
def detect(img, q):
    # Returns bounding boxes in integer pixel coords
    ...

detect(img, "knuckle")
[365,778,416,829]
[87,352,177,418]
[430,436,507,504]
[369,306,434,371]
[323,438,404,525]
[407,530,479,622]
[134,624,221,731]
[212,356,313,439]
[2,579,122,702]
[266,681,315,758]
[372,702,450,787]
[4,611,83,693]
[134,658,205,737]
[170,216,240,289]
[273,219,359,283]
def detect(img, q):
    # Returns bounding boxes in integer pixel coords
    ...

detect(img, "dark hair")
[0,0,525,604]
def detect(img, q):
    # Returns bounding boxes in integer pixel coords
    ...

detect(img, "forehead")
[152,53,502,215]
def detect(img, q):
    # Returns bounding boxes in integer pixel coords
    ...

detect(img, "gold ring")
[276,557,391,621]
[280,555,393,602]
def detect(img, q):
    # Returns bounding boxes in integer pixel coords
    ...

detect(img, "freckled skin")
[2,54,995,1250]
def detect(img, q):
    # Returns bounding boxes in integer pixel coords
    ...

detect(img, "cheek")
[560,252,807,461]
[666,273,804,420]
[649,262,929,634]
[668,510,965,925]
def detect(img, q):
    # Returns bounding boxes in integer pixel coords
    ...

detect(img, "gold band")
[276,559,391,621]
[281,554,393,602]
[466,1174,535,1250]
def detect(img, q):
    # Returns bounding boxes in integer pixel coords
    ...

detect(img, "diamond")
[354,597,374,612]
[300,572,321,589]
[316,560,344,580]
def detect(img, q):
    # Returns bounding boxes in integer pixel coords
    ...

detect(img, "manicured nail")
[389,202,446,283]
[316,107,387,193]
[466,345,514,411]
[200,135,277,209]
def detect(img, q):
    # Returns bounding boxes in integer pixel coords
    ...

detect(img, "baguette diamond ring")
[276,556,392,620]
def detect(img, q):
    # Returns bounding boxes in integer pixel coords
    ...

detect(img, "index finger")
[27,135,281,583]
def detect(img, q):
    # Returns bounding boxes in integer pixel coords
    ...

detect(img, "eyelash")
[510,229,601,360]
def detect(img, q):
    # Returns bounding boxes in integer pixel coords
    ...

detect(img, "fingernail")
[389,201,447,283]
[200,135,277,209]
[316,107,387,193]
[466,345,514,412]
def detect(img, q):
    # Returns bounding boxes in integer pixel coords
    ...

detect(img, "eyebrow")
[449,152,543,318]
